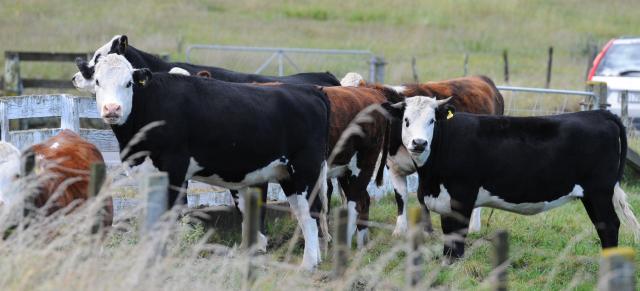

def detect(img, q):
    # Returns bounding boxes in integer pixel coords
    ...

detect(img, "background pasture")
[0,0,639,289]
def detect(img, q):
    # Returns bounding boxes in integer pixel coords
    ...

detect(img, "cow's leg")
[236,185,268,253]
[280,159,327,270]
[439,193,474,265]
[581,189,620,248]
[468,208,482,233]
[415,184,435,234]
[164,154,190,209]
[390,171,409,236]
[337,176,357,247]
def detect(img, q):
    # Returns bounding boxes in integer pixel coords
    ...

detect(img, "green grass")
[1,0,639,96]
[177,172,640,289]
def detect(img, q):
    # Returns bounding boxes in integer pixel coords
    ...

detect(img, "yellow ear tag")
[139,80,146,86]
[447,110,454,119]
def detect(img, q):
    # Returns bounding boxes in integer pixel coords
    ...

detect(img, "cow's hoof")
[423,224,434,234]
[356,229,369,248]
[392,219,408,236]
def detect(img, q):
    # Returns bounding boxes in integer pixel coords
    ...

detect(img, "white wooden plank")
[0,100,9,142]
[79,129,119,152]
[9,129,61,150]
[77,96,100,118]
[0,95,62,119]
[60,95,79,132]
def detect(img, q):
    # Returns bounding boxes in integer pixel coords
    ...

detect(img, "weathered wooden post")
[463,53,469,77]
[545,46,553,88]
[60,95,80,133]
[4,52,22,96]
[88,162,106,234]
[598,247,636,291]
[586,81,609,110]
[411,56,419,83]
[140,172,169,233]
[0,100,9,142]
[621,90,629,128]
[242,187,261,286]
[502,50,510,84]
[493,230,509,291]
[407,206,424,287]
[88,162,106,198]
[332,206,349,279]
[369,56,386,83]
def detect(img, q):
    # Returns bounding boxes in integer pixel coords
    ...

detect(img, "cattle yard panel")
[185,44,386,83]
[2,51,170,96]
[496,85,599,116]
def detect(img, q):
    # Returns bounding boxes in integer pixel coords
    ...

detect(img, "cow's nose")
[412,139,428,151]
[103,104,121,116]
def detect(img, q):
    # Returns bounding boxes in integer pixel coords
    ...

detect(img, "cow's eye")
[429,119,435,125]
[126,81,132,88]
[95,79,100,86]
[404,118,410,127]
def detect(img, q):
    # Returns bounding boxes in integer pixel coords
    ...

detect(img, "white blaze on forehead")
[402,96,440,167]
[93,54,135,125]
[340,72,365,87]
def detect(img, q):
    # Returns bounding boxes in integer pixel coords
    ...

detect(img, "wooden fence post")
[493,230,509,291]
[0,100,9,142]
[502,50,509,84]
[463,53,469,77]
[586,81,609,110]
[88,162,106,234]
[242,187,261,285]
[332,206,349,279]
[407,206,424,287]
[598,247,636,291]
[621,90,629,128]
[545,46,553,88]
[4,52,22,96]
[411,56,419,83]
[60,95,80,132]
[140,172,169,233]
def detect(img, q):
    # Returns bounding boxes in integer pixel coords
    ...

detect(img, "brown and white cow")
[341,73,504,235]
[0,130,113,225]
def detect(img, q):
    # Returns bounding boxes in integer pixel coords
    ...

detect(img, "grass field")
[1,0,640,92]
[1,1,640,289]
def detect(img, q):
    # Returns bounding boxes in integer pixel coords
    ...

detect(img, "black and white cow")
[72,35,341,93]
[93,54,331,269]
[383,96,640,263]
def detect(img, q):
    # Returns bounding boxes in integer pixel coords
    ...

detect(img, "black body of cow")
[410,110,626,260]
[110,72,331,214]
[81,42,340,86]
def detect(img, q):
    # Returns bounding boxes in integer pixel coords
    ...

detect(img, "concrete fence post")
[598,247,636,291]
[4,52,22,96]
[140,172,169,233]
[332,206,349,279]
[493,230,509,291]
[60,95,80,132]
[407,206,424,287]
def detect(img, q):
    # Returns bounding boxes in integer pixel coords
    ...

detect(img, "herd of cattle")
[0,35,638,270]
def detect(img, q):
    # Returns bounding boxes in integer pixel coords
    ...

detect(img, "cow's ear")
[436,104,456,120]
[111,35,128,55]
[381,101,405,119]
[132,68,152,87]
[75,57,94,79]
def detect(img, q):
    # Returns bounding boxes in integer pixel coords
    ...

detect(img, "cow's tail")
[613,183,640,242]
[610,114,639,242]
[375,119,390,187]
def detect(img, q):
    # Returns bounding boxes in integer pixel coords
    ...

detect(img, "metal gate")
[185,44,386,83]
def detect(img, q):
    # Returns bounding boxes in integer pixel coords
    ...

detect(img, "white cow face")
[72,35,128,93]
[0,142,21,206]
[387,96,452,167]
[93,54,151,125]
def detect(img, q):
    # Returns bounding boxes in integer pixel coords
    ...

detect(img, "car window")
[595,42,640,77]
